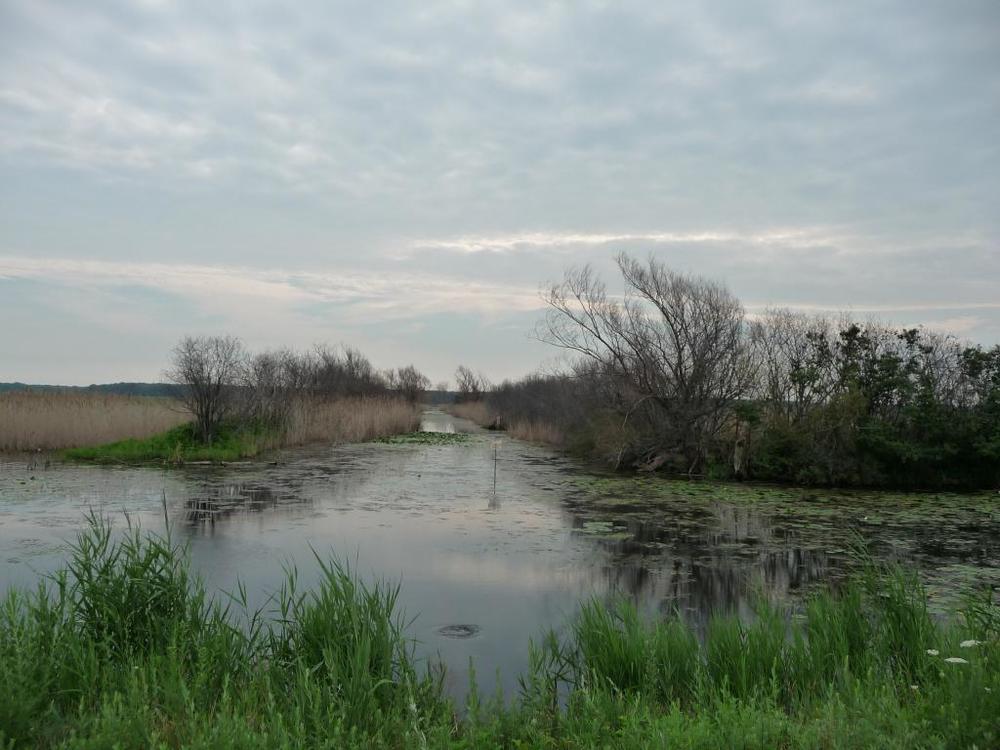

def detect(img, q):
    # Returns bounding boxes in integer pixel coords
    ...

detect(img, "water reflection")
[182,483,312,528]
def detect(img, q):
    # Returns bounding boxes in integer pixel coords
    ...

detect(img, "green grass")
[372,430,470,445]
[63,422,278,464]
[1,518,997,748]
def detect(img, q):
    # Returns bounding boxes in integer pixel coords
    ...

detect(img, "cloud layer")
[1,0,998,383]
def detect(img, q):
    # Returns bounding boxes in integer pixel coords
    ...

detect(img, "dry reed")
[447,401,494,426]
[447,402,564,446]
[507,420,564,446]
[0,391,189,452]
[284,395,421,446]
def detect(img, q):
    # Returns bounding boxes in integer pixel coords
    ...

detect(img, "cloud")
[408,227,841,255]
[919,316,984,336]
[0,255,543,321]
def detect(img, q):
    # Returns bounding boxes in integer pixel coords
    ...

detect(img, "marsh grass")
[283,395,421,446]
[63,396,421,464]
[1,519,998,748]
[448,402,564,446]
[507,420,564,445]
[447,401,494,426]
[0,391,188,452]
[0,515,445,748]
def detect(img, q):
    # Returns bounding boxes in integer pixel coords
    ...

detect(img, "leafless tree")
[455,365,490,402]
[538,253,756,471]
[165,335,247,443]
[388,365,431,403]
[242,348,299,428]
[311,345,386,396]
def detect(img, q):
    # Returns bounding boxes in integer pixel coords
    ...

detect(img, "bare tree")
[455,365,490,402]
[538,253,756,471]
[242,348,299,428]
[311,345,386,397]
[390,365,431,403]
[166,335,247,443]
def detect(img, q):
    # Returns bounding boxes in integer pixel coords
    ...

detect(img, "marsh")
[2,408,997,701]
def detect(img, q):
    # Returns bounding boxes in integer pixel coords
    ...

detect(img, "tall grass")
[61,396,421,463]
[507,419,564,445]
[0,391,189,451]
[2,520,997,747]
[447,401,494,426]
[284,395,421,446]
[0,515,445,748]
[448,402,565,446]
[520,563,999,747]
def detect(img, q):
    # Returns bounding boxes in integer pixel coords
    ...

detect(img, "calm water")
[2,409,998,699]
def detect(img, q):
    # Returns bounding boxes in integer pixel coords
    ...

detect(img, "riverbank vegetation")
[1,519,996,748]
[468,254,1000,490]
[37,338,426,463]
[0,391,189,452]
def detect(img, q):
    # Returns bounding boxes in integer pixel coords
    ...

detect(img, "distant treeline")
[0,381,456,403]
[477,253,1000,490]
[0,382,184,397]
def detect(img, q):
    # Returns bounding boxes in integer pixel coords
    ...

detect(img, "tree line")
[478,253,1000,490]
[167,338,431,443]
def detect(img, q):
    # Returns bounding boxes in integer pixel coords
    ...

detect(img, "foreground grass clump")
[0,516,448,748]
[373,431,470,445]
[1,520,997,748]
[63,422,274,464]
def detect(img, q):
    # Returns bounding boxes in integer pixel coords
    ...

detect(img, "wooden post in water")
[493,442,498,495]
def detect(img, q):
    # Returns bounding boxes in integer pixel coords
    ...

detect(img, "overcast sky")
[2,0,998,385]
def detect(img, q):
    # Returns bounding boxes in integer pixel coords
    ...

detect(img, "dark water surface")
[2,409,998,699]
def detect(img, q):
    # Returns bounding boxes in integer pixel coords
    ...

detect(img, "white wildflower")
[943,657,969,664]
[910,684,919,691]
[959,639,982,648]
[926,649,939,656]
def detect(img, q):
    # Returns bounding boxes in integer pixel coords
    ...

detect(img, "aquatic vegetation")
[1,518,998,748]
[564,473,1000,606]
[373,431,471,445]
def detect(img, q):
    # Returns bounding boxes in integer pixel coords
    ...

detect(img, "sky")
[1,0,998,386]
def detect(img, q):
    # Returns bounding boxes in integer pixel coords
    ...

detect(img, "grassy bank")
[0,391,189,452]
[62,396,422,465]
[2,519,997,748]
[63,422,275,464]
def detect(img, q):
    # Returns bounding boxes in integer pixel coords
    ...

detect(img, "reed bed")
[0,391,189,452]
[507,419,563,446]
[448,402,565,446]
[284,395,421,446]
[447,400,494,426]
[2,519,997,748]
[64,395,422,463]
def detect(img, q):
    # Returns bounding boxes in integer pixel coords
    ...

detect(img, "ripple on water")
[437,624,481,639]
